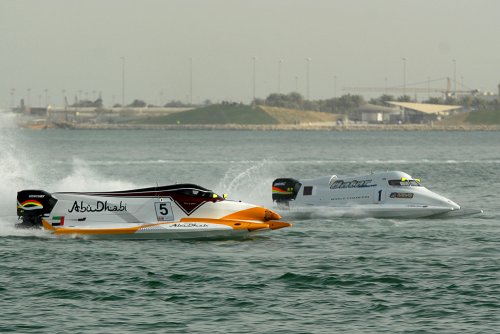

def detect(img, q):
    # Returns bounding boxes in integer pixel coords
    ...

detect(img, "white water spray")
[216,160,275,206]
[0,111,136,236]
[52,158,136,192]
[0,111,41,235]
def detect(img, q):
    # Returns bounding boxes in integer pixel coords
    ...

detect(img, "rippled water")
[0,119,499,333]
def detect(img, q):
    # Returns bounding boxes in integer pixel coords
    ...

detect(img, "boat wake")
[0,217,53,238]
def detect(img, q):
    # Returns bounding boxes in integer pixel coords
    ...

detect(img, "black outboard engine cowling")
[272,178,301,205]
[16,190,58,229]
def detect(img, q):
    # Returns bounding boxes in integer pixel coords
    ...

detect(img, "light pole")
[278,59,283,94]
[252,56,256,101]
[334,75,337,98]
[402,57,407,97]
[10,88,15,108]
[121,56,125,106]
[427,77,430,99]
[189,57,193,105]
[453,59,456,97]
[306,57,311,100]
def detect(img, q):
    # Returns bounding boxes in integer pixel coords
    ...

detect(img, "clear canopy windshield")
[388,179,421,186]
[177,188,219,198]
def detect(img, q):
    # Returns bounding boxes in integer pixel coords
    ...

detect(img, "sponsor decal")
[28,194,45,198]
[68,201,127,213]
[272,187,292,194]
[170,223,209,228]
[330,179,376,189]
[390,192,414,199]
[331,195,370,201]
[17,200,43,210]
[175,200,206,215]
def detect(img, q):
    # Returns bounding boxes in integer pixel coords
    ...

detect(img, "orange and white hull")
[40,216,290,240]
[17,184,291,239]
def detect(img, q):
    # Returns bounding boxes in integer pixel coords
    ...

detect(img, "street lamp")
[427,77,430,99]
[121,56,125,106]
[278,59,283,94]
[252,56,256,101]
[306,57,311,100]
[334,75,337,98]
[189,57,193,105]
[10,88,15,108]
[453,59,456,96]
[402,57,407,97]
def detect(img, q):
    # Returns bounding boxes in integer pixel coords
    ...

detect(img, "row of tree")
[255,92,499,113]
[253,92,367,113]
[70,92,499,114]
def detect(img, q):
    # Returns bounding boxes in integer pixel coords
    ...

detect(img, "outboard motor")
[16,190,58,229]
[272,178,301,206]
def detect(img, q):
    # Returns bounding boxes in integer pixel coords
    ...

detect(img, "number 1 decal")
[154,202,174,221]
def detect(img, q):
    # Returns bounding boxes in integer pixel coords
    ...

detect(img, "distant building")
[352,104,400,124]
[467,85,500,102]
[27,107,49,116]
[386,101,462,123]
[14,99,48,116]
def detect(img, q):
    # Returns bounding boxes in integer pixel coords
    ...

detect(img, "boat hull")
[284,204,454,219]
[16,184,291,239]
[40,219,287,240]
[272,171,481,219]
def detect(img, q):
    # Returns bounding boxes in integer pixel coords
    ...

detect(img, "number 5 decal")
[154,202,174,221]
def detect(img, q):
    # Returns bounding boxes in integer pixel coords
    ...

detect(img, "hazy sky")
[1,0,499,107]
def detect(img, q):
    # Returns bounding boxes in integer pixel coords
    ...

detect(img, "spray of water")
[0,111,41,235]
[53,157,136,192]
[0,111,137,237]
[216,160,276,207]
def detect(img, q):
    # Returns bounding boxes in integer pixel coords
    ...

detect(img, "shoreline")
[64,123,500,131]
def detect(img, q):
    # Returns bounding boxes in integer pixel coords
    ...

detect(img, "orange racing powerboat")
[16,184,290,239]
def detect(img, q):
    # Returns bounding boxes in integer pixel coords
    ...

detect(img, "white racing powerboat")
[272,171,482,218]
[16,184,290,239]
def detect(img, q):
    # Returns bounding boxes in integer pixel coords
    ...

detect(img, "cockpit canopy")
[388,177,421,187]
[174,187,221,199]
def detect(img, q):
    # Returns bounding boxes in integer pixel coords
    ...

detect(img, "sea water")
[0,115,499,333]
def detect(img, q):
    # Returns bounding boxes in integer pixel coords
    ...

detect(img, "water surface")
[1,126,498,333]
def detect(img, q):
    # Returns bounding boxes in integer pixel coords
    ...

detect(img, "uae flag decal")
[52,216,65,226]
